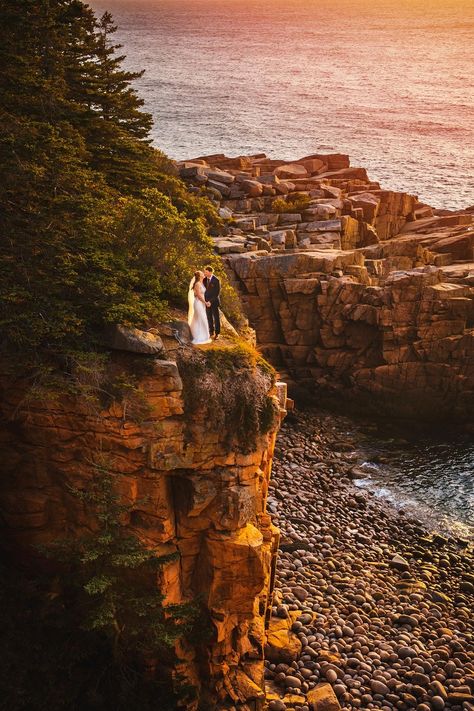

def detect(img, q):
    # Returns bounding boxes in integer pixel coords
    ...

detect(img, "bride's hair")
[192,270,201,287]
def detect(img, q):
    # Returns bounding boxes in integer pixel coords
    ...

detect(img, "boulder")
[322,185,343,199]
[265,614,302,663]
[348,192,381,222]
[431,232,474,261]
[234,217,257,231]
[317,167,369,181]
[103,325,165,355]
[308,233,342,249]
[317,153,350,170]
[179,164,207,179]
[303,205,337,221]
[200,524,266,615]
[218,206,233,219]
[275,181,296,195]
[307,683,342,711]
[269,230,297,249]
[206,169,235,184]
[294,156,327,174]
[269,231,286,249]
[296,153,349,171]
[278,213,302,225]
[305,219,342,233]
[207,179,231,197]
[241,179,264,197]
[258,174,281,186]
[274,163,309,180]
[214,240,247,254]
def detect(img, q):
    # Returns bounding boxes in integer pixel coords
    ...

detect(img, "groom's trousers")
[206,302,220,336]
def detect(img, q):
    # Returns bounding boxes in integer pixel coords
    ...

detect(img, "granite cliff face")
[0,339,286,710]
[179,153,474,419]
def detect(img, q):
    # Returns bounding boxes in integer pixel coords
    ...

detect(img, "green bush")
[177,343,278,452]
[46,464,202,652]
[0,0,220,362]
[271,193,311,214]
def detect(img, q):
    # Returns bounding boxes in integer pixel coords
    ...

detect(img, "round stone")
[370,680,389,696]
[398,646,417,659]
[292,585,309,602]
[284,675,302,688]
[269,701,287,711]
[325,669,338,683]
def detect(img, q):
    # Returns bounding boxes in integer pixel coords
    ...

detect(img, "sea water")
[93,0,474,209]
[352,422,474,541]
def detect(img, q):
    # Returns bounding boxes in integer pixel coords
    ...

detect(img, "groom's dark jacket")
[203,275,220,305]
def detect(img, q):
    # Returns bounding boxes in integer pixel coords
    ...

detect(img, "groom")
[203,266,221,340]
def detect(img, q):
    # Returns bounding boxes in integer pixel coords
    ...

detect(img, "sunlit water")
[94,0,474,209]
[350,423,474,541]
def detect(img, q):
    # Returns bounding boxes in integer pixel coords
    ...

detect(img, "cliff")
[178,153,474,420]
[0,329,287,710]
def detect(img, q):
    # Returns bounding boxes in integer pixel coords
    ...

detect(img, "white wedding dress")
[188,282,211,344]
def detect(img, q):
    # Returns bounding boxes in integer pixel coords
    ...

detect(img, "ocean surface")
[93,0,474,210]
[348,420,474,542]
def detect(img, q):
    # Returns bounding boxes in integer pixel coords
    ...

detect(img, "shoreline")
[289,406,474,542]
[266,408,474,711]
[170,151,474,215]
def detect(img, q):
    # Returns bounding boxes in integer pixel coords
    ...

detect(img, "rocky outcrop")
[228,256,474,418]
[178,151,420,252]
[179,153,474,420]
[0,347,287,710]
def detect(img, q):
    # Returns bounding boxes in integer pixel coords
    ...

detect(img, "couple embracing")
[188,266,221,345]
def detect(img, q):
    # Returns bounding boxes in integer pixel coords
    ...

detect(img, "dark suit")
[203,275,221,336]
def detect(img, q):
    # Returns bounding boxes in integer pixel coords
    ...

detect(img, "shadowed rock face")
[179,153,474,420]
[228,256,474,419]
[0,356,286,710]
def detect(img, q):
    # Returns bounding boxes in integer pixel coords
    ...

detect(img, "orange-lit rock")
[0,353,286,710]
[265,612,302,664]
[181,153,474,419]
[307,683,342,711]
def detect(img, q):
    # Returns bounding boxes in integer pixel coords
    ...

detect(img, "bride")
[188,271,211,344]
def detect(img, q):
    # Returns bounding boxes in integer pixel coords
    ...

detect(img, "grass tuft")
[177,342,278,452]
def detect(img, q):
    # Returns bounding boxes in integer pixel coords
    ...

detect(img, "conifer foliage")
[0,0,218,359]
[50,462,201,660]
[0,4,217,706]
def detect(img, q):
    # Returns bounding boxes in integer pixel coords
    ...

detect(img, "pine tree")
[0,0,219,359]
[92,11,152,140]
[49,463,201,659]
[69,8,159,191]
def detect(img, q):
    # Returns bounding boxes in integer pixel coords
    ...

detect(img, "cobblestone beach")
[265,410,474,711]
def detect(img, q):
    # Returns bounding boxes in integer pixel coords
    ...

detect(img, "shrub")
[16,351,156,424]
[0,0,220,363]
[271,193,311,214]
[46,464,201,652]
[177,343,278,452]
